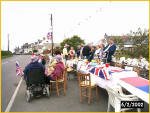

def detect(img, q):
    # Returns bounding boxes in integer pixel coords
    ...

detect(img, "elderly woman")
[94,45,101,58]
[45,55,65,83]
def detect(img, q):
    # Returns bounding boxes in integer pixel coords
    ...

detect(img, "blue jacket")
[23,61,45,78]
[103,44,116,62]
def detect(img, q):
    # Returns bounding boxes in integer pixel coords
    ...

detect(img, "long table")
[76,60,149,104]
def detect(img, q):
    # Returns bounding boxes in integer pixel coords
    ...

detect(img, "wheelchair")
[25,68,49,102]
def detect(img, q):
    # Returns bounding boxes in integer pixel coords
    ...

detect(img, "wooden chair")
[77,71,98,105]
[49,69,67,96]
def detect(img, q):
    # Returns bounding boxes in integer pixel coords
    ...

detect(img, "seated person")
[41,54,46,66]
[88,46,96,62]
[45,55,65,83]
[23,55,46,83]
[51,50,66,67]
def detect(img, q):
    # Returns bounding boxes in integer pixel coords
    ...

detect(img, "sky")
[1,1,149,52]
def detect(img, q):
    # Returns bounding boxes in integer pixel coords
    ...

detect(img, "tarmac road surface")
[1,55,31,112]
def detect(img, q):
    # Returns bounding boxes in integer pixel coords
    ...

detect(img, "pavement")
[1,55,149,112]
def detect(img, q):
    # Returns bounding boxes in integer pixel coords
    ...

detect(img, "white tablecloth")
[76,60,149,103]
[78,65,138,89]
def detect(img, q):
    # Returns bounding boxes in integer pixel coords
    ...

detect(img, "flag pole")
[50,14,54,57]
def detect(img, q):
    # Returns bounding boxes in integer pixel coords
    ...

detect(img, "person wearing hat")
[45,55,65,83]
[63,44,68,60]
[23,55,46,82]
[51,50,66,67]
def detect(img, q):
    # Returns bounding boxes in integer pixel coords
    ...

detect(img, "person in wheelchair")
[23,55,46,83]
[23,55,49,101]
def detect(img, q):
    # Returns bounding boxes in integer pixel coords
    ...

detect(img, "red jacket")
[50,62,65,80]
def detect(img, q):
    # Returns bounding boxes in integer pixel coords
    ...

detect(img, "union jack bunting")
[16,61,23,77]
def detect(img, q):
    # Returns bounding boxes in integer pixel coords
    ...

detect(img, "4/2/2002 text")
[121,101,144,108]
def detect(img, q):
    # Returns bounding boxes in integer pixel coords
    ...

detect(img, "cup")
[105,63,109,67]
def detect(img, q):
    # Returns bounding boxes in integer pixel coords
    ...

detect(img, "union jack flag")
[16,61,23,77]
[47,32,52,40]
[89,67,111,80]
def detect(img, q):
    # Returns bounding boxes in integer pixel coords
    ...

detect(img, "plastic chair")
[77,71,98,105]
[106,85,141,112]
[119,57,126,64]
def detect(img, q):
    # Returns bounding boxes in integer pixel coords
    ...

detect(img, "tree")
[110,36,125,50]
[107,28,149,60]
[33,49,38,53]
[60,35,85,51]
[127,28,149,59]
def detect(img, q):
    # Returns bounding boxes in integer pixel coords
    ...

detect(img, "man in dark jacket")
[76,45,81,58]
[23,55,45,82]
[103,40,116,63]
[82,45,91,59]
[41,55,46,66]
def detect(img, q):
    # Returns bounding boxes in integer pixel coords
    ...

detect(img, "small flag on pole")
[16,61,23,77]
[47,32,52,40]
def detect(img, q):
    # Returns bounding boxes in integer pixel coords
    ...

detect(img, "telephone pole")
[8,34,10,51]
[50,14,54,56]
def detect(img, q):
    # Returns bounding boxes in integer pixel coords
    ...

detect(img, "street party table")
[119,77,149,104]
[78,63,138,89]
[77,60,149,103]
[67,59,149,103]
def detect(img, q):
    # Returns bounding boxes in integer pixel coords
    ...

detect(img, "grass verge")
[1,51,13,59]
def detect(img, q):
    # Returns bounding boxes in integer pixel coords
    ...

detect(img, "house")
[14,47,20,54]
[104,34,149,54]
[14,37,60,55]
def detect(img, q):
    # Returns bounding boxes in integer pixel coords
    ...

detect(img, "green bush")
[33,49,38,53]
[1,51,13,59]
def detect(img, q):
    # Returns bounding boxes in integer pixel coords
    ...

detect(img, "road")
[1,55,149,112]
[1,55,31,112]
